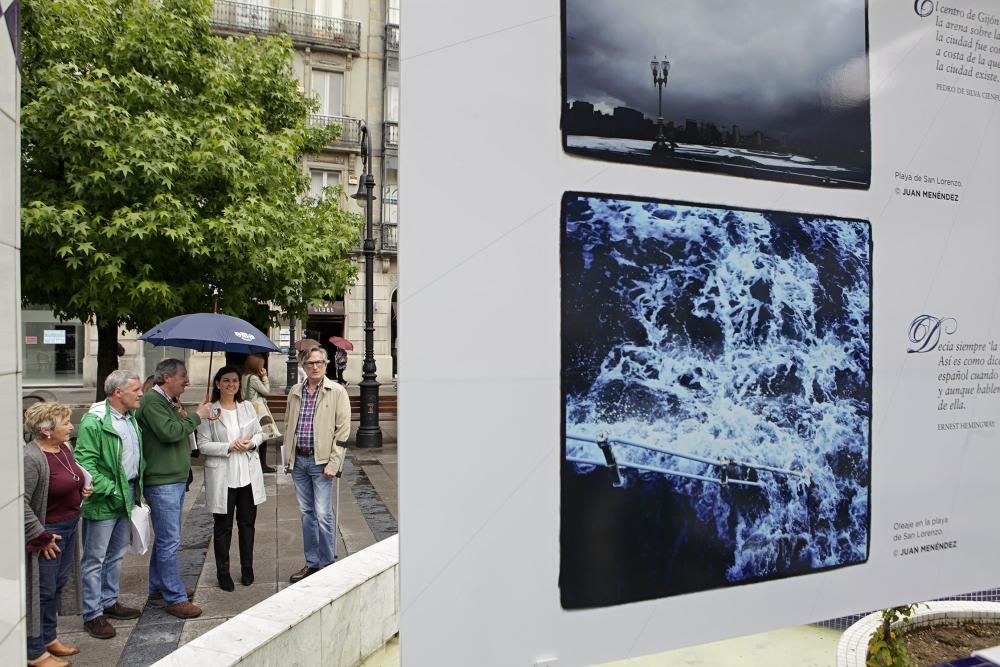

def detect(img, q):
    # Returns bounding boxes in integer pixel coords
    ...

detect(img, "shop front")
[22,309,85,386]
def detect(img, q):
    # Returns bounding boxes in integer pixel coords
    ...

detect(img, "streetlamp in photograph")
[285,316,298,393]
[352,122,383,449]
[650,57,675,157]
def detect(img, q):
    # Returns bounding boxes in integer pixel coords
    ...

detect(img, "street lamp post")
[285,316,297,393]
[352,122,383,449]
[650,57,675,157]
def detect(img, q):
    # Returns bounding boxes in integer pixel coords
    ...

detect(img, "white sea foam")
[565,196,871,582]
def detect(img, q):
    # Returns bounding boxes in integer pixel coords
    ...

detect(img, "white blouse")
[218,407,252,488]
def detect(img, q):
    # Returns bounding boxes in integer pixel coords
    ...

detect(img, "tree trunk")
[95,318,120,401]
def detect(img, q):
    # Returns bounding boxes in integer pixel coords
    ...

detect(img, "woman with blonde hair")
[241,354,280,473]
[23,402,92,667]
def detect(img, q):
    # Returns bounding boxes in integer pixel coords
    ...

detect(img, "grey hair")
[104,369,140,396]
[153,358,186,384]
[297,345,329,366]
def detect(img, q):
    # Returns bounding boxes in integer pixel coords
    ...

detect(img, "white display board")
[43,329,66,345]
[400,0,1000,664]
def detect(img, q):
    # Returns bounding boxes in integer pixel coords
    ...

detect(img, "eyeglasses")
[303,360,327,368]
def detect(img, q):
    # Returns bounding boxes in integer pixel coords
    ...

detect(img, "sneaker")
[103,601,141,620]
[288,566,320,583]
[164,601,202,619]
[83,615,116,639]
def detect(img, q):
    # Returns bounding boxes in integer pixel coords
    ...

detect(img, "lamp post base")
[651,141,675,159]
[286,359,299,394]
[356,378,383,449]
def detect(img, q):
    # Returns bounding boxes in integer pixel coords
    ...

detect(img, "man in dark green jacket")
[74,370,145,640]
[137,359,210,619]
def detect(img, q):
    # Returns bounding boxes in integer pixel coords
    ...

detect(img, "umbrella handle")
[203,350,217,416]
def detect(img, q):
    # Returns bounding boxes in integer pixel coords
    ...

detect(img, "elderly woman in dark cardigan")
[24,402,89,667]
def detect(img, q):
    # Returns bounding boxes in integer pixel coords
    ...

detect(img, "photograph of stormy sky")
[562,0,871,189]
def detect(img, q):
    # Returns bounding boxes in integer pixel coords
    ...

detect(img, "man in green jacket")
[137,359,211,619]
[74,370,145,640]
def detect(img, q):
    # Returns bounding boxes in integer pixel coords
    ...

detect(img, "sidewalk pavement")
[52,423,398,667]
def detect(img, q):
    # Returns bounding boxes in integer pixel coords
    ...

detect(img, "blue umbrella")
[139,313,280,393]
[140,313,279,354]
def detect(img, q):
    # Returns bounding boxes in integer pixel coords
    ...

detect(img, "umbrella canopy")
[294,338,321,351]
[139,313,279,354]
[328,336,354,351]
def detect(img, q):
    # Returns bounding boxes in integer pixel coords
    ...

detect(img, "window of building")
[237,0,271,29]
[387,0,400,24]
[382,156,398,224]
[385,82,399,123]
[143,343,191,382]
[310,169,342,198]
[22,309,85,386]
[312,70,344,117]
[313,0,343,18]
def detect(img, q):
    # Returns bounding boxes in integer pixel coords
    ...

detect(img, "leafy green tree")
[20,0,361,398]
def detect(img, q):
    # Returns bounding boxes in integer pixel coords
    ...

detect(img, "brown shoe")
[148,587,195,601]
[288,566,320,583]
[27,652,71,667]
[83,615,116,639]
[45,639,80,656]
[164,600,202,619]
[103,601,141,620]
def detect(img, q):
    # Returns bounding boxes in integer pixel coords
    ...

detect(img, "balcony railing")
[385,24,399,52]
[212,0,361,52]
[307,114,362,148]
[384,121,398,150]
[381,223,398,252]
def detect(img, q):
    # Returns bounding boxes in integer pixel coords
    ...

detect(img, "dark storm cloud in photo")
[564,0,869,141]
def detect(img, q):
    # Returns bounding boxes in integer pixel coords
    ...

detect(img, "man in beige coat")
[284,345,351,583]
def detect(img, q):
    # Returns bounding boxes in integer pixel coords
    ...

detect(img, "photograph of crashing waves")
[561,0,871,189]
[560,192,872,609]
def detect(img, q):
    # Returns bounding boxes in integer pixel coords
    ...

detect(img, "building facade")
[22,0,400,389]
[1,0,26,660]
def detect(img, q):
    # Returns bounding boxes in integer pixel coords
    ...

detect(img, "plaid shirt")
[295,382,322,454]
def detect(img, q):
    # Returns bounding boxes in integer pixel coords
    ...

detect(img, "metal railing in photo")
[565,432,810,490]
[383,121,399,150]
[385,24,399,52]
[211,0,362,52]
[306,114,363,147]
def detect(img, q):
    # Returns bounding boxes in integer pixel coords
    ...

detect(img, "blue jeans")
[27,516,79,660]
[291,454,336,568]
[145,483,187,604]
[80,502,133,622]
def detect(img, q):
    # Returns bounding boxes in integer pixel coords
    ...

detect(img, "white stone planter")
[837,601,1000,667]
[153,535,399,667]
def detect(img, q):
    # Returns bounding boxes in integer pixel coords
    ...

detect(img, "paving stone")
[192,582,276,619]
[56,628,132,667]
[177,617,227,647]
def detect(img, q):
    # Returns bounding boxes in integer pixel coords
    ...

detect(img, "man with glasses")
[284,346,351,582]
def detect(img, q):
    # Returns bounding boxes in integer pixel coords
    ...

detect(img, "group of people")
[22,345,352,667]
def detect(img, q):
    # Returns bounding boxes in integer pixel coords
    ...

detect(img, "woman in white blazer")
[196,365,266,591]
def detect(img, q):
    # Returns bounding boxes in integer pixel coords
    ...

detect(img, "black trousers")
[213,484,257,573]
